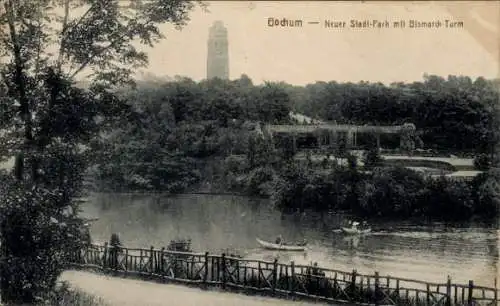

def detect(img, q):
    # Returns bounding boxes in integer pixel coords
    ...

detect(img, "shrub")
[473,153,492,170]
[272,165,497,220]
[42,281,108,306]
[362,148,382,170]
[245,166,276,196]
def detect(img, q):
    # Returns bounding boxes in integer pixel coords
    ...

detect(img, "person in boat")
[275,234,284,245]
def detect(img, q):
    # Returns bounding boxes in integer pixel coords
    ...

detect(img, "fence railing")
[68,243,499,306]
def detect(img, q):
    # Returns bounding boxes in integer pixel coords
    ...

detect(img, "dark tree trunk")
[2,1,35,303]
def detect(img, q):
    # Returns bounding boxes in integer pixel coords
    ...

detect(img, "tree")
[472,170,500,216]
[246,132,274,169]
[346,153,358,171]
[0,0,200,303]
[363,148,382,170]
[290,74,498,154]
[279,135,297,161]
[474,153,492,171]
[335,137,347,159]
[257,82,291,124]
[399,123,416,154]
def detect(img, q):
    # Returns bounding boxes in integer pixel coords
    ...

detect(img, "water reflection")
[82,193,498,288]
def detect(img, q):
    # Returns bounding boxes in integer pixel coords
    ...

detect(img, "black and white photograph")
[0,1,498,305]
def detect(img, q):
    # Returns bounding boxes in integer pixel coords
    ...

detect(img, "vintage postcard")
[0,1,498,305]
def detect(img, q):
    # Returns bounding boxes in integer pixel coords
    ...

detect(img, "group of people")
[347,220,369,229]
[274,235,307,246]
[274,220,369,245]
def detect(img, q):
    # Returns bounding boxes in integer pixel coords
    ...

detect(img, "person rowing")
[275,234,284,245]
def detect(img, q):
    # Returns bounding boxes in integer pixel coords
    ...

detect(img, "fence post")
[211,255,215,282]
[374,271,380,305]
[272,258,278,293]
[236,257,240,285]
[204,252,209,284]
[139,249,143,272]
[289,261,295,295]
[77,246,82,264]
[221,253,226,289]
[160,247,165,279]
[494,277,498,304]
[446,276,452,306]
[113,246,118,271]
[149,246,154,276]
[124,248,129,274]
[103,242,108,270]
[351,269,357,294]
[426,283,431,306]
[467,280,474,306]
[257,261,262,288]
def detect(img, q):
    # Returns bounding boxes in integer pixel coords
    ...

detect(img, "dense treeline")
[90,74,499,220]
[271,164,499,220]
[285,75,499,153]
[91,76,292,192]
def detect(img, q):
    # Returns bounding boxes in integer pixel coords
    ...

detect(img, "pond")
[82,193,499,288]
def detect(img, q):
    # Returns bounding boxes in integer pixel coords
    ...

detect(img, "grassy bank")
[0,281,109,306]
[49,286,107,306]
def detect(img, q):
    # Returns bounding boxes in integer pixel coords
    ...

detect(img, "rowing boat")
[256,238,307,251]
[340,227,372,235]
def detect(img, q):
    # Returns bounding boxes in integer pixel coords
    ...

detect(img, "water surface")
[82,193,499,288]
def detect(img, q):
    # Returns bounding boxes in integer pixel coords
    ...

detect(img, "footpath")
[61,270,327,306]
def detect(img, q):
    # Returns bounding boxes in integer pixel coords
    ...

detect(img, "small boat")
[256,238,307,251]
[340,221,371,235]
[341,227,372,235]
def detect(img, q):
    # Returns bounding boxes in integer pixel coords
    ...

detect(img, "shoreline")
[80,190,498,223]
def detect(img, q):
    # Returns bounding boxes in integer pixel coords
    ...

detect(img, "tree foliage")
[92,73,499,222]
[0,0,199,303]
[272,165,497,220]
[473,153,492,171]
[285,76,499,154]
[92,76,292,193]
[362,148,382,170]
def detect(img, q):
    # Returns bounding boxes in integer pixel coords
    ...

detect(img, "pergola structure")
[263,123,416,151]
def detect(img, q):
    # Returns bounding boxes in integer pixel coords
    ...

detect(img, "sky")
[136,1,499,86]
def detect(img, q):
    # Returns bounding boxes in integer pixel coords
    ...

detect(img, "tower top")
[209,20,227,39]
[212,20,225,28]
[207,20,229,80]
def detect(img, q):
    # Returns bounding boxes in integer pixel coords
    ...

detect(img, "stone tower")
[207,21,229,80]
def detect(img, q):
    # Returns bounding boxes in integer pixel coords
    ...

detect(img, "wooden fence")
[68,243,499,306]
